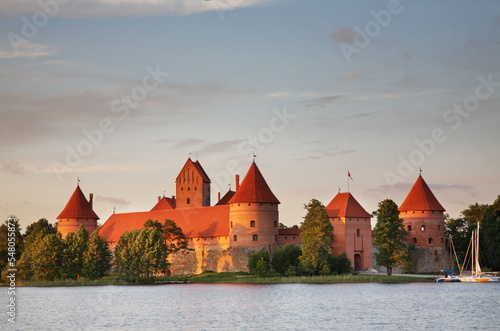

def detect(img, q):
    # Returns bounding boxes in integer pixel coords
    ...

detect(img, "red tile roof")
[215,190,235,206]
[175,158,211,183]
[99,205,230,243]
[228,162,280,204]
[325,192,371,218]
[193,160,211,183]
[150,197,176,211]
[57,185,99,220]
[399,175,445,212]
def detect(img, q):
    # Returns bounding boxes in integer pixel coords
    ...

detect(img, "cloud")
[294,149,354,163]
[195,139,245,155]
[300,94,350,108]
[174,139,206,149]
[95,195,131,206]
[339,69,368,82]
[0,161,27,174]
[0,0,273,18]
[0,42,54,59]
[330,27,355,44]
[431,184,476,196]
[268,91,293,99]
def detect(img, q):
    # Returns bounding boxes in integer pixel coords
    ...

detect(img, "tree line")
[0,218,188,284]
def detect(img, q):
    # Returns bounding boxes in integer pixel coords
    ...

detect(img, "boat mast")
[475,221,481,274]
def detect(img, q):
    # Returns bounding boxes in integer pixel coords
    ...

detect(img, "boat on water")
[457,221,499,283]
[434,270,460,282]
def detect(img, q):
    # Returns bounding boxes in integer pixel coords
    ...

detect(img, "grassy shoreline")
[2,272,432,287]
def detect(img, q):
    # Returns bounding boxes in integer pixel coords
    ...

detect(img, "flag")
[348,171,353,180]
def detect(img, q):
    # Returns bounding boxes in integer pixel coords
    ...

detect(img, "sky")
[1,0,499,231]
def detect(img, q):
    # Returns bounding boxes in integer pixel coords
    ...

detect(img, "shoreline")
[1,273,435,287]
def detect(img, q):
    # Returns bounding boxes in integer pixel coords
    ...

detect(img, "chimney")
[89,193,93,209]
[235,175,240,191]
[158,196,161,202]
[218,192,221,202]
[172,195,175,201]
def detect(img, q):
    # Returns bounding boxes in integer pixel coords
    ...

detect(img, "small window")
[275,235,277,241]
[441,237,444,243]
[233,235,237,241]
[274,221,277,228]
[250,220,255,227]
[253,235,258,241]
[356,229,360,237]
[231,221,233,228]
[421,225,425,232]
[408,225,412,231]
[413,238,417,244]
[438,225,441,231]
[181,187,184,191]
[188,187,190,191]
[248,203,251,206]
[195,187,197,191]
[187,198,190,204]
[429,237,433,244]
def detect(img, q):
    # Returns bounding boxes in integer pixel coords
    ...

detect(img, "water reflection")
[4,283,499,330]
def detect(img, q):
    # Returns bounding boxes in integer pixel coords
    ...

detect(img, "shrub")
[248,251,270,275]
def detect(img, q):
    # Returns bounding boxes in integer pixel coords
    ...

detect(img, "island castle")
[56,157,449,274]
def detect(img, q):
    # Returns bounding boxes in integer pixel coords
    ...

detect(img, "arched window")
[356,229,360,237]
[429,237,433,244]
[253,235,258,241]
[408,225,412,231]
[187,198,190,205]
[250,220,255,227]
[413,238,417,244]
[421,225,425,232]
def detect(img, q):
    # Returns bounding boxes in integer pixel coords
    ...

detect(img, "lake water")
[1,282,499,330]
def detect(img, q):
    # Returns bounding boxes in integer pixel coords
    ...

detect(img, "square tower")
[175,158,211,209]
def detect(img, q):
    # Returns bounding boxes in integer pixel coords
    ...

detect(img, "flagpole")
[347,171,349,193]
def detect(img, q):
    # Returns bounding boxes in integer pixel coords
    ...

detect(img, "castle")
[56,157,448,274]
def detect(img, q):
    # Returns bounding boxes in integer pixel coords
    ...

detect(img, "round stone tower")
[57,184,99,238]
[228,162,280,251]
[399,174,448,272]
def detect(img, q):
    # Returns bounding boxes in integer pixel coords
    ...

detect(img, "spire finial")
[252,151,256,162]
[113,205,116,214]
[419,167,422,176]
[189,152,192,159]
[163,190,166,197]
[338,186,341,193]
[228,183,231,191]
[77,176,80,186]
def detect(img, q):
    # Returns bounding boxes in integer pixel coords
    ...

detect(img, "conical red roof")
[57,185,99,220]
[228,162,280,204]
[325,192,371,218]
[398,175,445,212]
[215,190,235,206]
[151,197,176,211]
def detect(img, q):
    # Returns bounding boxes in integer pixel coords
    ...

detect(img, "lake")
[2,282,499,330]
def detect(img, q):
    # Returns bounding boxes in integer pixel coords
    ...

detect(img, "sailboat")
[434,235,461,282]
[458,221,499,282]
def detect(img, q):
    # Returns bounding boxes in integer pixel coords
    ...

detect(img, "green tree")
[82,230,113,280]
[61,225,89,279]
[299,199,333,275]
[327,253,353,275]
[248,250,270,275]
[114,228,170,283]
[144,219,189,253]
[18,232,64,281]
[373,199,411,276]
[0,217,23,276]
[271,244,302,276]
[23,218,57,240]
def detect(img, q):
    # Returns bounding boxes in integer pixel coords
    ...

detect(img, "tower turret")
[228,162,280,249]
[399,174,446,248]
[57,185,99,238]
